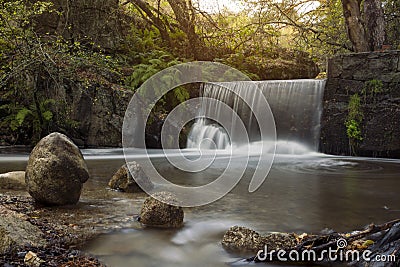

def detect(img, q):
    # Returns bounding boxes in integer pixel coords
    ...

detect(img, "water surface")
[1,149,399,267]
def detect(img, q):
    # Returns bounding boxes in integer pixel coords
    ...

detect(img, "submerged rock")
[139,192,184,228]
[25,132,89,206]
[0,171,26,190]
[108,162,153,193]
[222,226,297,253]
[0,208,46,254]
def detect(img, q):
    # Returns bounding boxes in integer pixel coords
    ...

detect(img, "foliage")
[126,50,182,89]
[0,0,126,144]
[345,93,363,154]
[2,0,399,145]
[384,0,400,48]
[364,79,383,94]
[123,0,400,77]
[121,0,354,73]
[294,0,350,64]
[122,16,192,111]
[362,79,383,103]
[1,99,55,143]
[121,25,166,63]
[124,49,189,125]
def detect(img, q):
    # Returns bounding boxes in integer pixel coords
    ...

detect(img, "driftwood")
[246,219,400,266]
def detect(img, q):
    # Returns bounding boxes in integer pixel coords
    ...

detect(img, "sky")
[195,0,321,15]
[196,0,244,13]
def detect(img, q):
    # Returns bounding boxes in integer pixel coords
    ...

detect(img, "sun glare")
[195,0,244,13]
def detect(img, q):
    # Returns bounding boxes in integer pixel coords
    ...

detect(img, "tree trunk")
[363,0,386,50]
[341,0,386,52]
[129,0,172,47]
[341,0,369,52]
[166,0,204,59]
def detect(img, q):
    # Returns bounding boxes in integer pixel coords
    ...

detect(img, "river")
[1,148,399,267]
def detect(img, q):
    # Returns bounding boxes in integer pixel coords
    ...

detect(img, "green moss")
[345,93,363,155]
[361,79,384,103]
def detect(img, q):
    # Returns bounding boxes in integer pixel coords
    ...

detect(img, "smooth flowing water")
[187,80,325,151]
[1,149,399,267]
[1,79,398,266]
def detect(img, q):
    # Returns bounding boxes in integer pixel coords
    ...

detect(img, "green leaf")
[42,110,53,121]
[12,108,32,130]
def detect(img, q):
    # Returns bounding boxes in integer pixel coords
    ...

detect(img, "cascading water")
[187,79,326,154]
[186,118,231,149]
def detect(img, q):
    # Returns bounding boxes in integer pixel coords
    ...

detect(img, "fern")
[174,86,190,103]
[14,108,33,130]
[126,50,183,90]
[2,98,55,140]
[42,110,53,121]
[124,50,192,124]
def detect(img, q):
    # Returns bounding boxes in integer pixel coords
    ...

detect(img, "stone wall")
[320,51,400,158]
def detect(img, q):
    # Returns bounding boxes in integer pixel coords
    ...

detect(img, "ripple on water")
[273,157,400,176]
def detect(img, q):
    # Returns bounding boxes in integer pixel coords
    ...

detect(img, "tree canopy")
[0,0,398,144]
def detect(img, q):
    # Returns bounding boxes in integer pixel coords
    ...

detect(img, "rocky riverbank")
[0,195,107,266]
[0,133,143,266]
[0,132,186,266]
[0,187,187,266]
[0,169,145,266]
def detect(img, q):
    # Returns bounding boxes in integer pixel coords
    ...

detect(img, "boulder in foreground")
[139,191,184,228]
[25,132,89,205]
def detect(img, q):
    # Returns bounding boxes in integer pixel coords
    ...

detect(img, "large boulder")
[25,132,89,205]
[108,162,153,193]
[139,192,184,228]
[0,171,26,190]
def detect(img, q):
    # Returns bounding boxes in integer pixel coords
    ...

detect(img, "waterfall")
[187,79,326,154]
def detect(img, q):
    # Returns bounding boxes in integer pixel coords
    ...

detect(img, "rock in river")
[222,226,266,252]
[0,171,26,190]
[222,226,297,253]
[108,162,153,193]
[139,192,184,228]
[25,132,89,205]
